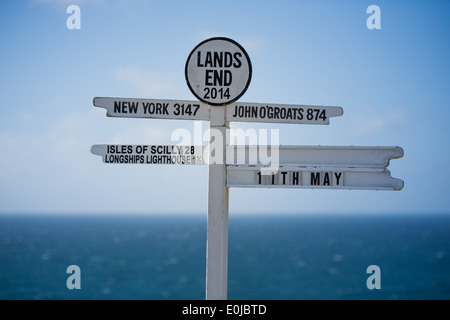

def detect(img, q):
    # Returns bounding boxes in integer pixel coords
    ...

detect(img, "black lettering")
[281,171,288,185]
[237,106,243,117]
[205,70,213,86]
[142,102,149,113]
[232,105,238,117]
[193,104,200,116]
[224,70,232,86]
[267,107,273,119]
[204,51,212,67]
[114,101,121,113]
[198,51,239,68]
[259,106,266,118]
[323,172,330,186]
[311,172,320,185]
[224,52,233,67]
[233,52,242,68]
[335,172,343,185]
[214,70,222,86]
[213,51,223,68]
[197,51,204,67]
[244,106,251,118]
[113,101,139,114]
[319,109,327,121]
[286,108,292,119]
[128,101,138,113]
[106,145,134,154]
[291,108,297,119]
[292,171,300,185]
[162,103,169,115]
[149,103,155,114]
[207,70,233,86]
[273,107,280,119]
[251,106,257,118]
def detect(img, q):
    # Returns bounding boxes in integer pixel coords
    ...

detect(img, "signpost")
[91,37,404,300]
[186,37,253,299]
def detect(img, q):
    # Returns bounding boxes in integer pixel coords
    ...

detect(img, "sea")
[0,212,449,300]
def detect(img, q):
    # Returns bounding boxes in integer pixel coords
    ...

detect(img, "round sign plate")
[185,37,252,106]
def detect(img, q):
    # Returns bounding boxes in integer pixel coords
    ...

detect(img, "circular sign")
[185,37,252,106]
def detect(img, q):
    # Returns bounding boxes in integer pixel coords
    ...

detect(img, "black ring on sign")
[185,37,252,106]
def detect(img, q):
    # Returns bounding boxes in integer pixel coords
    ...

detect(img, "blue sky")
[0,0,449,214]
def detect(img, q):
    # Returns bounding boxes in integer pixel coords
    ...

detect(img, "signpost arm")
[206,106,229,300]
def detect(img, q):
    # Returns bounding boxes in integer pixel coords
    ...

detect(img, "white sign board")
[226,102,343,125]
[185,37,252,106]
[93,97,343,125]
[93,97,210,121]
[226,165,404,190]
[91,144,205,165]
[226,145,404,167]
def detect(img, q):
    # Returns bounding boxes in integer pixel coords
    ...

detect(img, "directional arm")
[226,102,343,125]
[93,97,211,121]
[92,97,344,125]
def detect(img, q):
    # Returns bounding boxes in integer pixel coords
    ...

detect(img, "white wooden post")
[206,106,229,300]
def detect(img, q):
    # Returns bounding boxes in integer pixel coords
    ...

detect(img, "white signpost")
[91,37,404,300]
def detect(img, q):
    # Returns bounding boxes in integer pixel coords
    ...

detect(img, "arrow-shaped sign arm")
[382,146,404,168]
[93,97,114,117]
[92,97,211,121]
[90,144,206,165]
[226,165,404,191]
[226,103,343,125]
